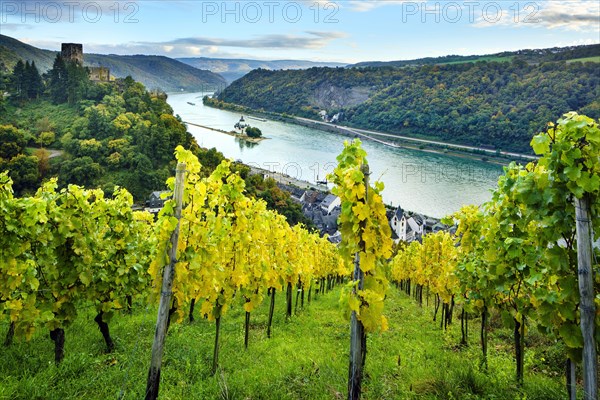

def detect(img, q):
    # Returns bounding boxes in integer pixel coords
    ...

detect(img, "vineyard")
[0,113,598,399]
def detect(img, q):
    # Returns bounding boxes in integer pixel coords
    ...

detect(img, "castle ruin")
[61,43,83,65]
[61,43,111,82]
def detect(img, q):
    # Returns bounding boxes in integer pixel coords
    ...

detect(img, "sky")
[1,0,599,63]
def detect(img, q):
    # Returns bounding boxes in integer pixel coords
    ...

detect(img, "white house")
[407,216,424,236]
[390,207,424,243]
[320,194,341,214]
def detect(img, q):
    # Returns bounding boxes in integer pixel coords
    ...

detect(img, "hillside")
[352,44,600,68]
[0,35,226,92]
[177,57,347,83]
[84,54,226,92]
[0,35,56,72]
[217,56,599,153]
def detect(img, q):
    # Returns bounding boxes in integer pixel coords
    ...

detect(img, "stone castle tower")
[60,42,111,82]
[61,43,83,65]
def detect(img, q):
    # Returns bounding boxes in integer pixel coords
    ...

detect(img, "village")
[273,181,452,245]
[145,166,454,245]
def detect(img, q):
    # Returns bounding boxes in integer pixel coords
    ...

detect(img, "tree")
[48,55,68,103]
[9,60,25,101]
[245,126,262,138]
[36,131,55,148]
[35,116,55,136]
[59,156,103,187]
[34,148,51,179]
[0,125,26,160]
[66,61,89,105]
[25,61,43,99]
[3,154,39,194]
[125,153,161,200]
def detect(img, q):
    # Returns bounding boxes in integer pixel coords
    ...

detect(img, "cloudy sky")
[1,0,599,63]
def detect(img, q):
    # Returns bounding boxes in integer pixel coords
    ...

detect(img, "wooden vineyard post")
[267,288,276,338]
[212,304,223,375]
[566,358,577,400]
[145,162,186,400]
[574,195,597,400]
[348,164,369,400]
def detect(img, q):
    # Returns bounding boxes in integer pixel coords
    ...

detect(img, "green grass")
[439,56,514,65]
[0,287,572,399]
[566,56,600,63]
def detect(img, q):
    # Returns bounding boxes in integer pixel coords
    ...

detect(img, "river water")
[167,92,503,218]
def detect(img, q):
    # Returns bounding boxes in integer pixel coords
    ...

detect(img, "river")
[167,92,503,218]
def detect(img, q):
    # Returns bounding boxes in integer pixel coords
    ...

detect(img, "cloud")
[22,31,347,58]
[138,31,347,51]
[347,1,413,12]
[538,1,599,30]
[474,0,599,31]
[0,23,32,31]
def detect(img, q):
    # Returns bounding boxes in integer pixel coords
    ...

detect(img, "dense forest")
[218,59,599,153]
[0,55,311,227]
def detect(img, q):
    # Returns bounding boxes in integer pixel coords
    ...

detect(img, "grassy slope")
[440,55,514,65]
[352,44,600,68]
[0,287,568,400]
[567,56,600,63]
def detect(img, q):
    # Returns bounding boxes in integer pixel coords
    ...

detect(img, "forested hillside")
[218,59,599,153]
[0,56,196,199]
[0,54,311,227]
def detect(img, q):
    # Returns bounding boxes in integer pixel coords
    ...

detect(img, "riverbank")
[202,97,535,165]
[184,121,266,143]
[245,163,329,192]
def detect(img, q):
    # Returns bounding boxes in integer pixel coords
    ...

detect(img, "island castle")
[61,43,111,82]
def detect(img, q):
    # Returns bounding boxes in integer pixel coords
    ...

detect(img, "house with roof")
[327,230,342,244]
[276,183,305,203]
[300,190,327,209]
[389,206,425,243]
[145,191,170,214]
[298,190,342,236]
[405,215,424,242]
[320,194,341,214]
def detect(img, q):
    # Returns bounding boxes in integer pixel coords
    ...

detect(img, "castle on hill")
[61,43,111,82]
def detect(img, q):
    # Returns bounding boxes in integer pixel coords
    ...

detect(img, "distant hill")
[217,46,599,154]
[177,57,347,83]
[352,44,600,68]
[0,35,56,72]
[83,54,226,92]
[0,35,226,92]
